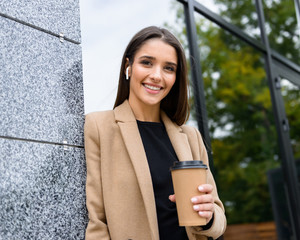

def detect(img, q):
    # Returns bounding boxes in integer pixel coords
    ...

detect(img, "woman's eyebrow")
[139,55,177,67]
[139,55,155,60]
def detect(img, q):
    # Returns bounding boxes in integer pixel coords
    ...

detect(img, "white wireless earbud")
[126,67,130,80]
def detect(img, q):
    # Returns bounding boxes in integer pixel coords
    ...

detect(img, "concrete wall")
[0,1,88,239]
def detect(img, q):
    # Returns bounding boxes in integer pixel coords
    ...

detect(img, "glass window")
[263,0,300,64]
[271,77,300,238]
[281,78,300,159]
[195,0,261,39]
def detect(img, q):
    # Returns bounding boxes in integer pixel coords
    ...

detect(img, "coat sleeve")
[183,126,227,239]
[84,113,110,240]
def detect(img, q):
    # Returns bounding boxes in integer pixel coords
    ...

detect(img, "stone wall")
[0,1,87,239]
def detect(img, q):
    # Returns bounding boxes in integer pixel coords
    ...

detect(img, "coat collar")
[114,100,193,239]
[160,111,193,161]
[114,100,193,161]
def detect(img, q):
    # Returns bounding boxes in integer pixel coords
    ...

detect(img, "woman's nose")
[150,66,162,82]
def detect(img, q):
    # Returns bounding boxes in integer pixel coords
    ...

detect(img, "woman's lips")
[143,83,162,94]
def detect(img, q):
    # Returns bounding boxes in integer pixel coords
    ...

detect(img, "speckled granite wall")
[0,1,87,239]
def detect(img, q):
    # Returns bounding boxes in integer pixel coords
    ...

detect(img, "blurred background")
[80,0,300,239]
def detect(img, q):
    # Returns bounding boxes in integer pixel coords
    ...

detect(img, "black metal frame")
[177,0,300,238]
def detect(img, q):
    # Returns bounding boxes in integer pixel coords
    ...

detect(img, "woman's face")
[128,38,177,110]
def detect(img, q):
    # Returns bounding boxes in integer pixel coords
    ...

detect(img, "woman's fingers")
[198,210,214,219]
[191,194,214,204]
[192,200,214,221]
[169,184,215,222]
[191,184,215,222]
[198,184,213,193]
[192,203,214,211]
[169,194,176,202]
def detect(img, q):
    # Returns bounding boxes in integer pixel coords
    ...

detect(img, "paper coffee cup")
[170,160,208,226]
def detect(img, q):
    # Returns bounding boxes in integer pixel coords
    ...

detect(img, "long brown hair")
[113,26,189,125]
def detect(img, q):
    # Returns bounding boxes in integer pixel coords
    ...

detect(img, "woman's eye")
[141,60,152,66]
[165,66,175,72]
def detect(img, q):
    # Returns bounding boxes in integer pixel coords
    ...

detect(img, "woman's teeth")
[144,84,160,91]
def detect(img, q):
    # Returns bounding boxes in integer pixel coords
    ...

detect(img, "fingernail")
[199,211,204,216]
[191,197,197,203]
[193,205,200,211]
[198,186,204,191]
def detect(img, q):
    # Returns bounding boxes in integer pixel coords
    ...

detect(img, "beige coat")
[84,100,226,240]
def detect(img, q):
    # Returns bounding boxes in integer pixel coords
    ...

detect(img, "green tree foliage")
[167,0,300,224]
[214,0,300,62]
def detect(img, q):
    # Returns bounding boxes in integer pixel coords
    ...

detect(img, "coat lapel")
[114,101,159,240]
[161,111,193,161]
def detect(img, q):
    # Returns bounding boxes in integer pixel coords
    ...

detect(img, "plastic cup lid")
[170,160,208,171]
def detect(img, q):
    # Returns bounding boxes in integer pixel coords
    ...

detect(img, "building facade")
[0,1,87,239]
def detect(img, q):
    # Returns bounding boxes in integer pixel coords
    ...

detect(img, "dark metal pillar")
[255,0,300,239]
[180,0,214,172]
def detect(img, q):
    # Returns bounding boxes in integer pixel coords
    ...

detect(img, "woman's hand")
[169,184,215,223]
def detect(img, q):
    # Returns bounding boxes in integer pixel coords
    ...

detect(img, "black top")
[137,120,188,240]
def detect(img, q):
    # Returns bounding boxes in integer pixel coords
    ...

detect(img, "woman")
[84,26,226,240]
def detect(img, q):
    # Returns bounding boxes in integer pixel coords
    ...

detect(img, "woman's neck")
[128,100,161,122]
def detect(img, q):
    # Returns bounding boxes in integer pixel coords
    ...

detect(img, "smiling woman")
[84,26,226,240]
[114,27,190,126]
